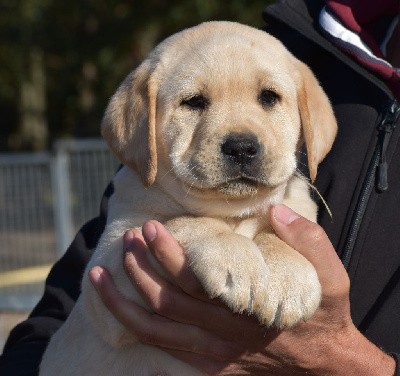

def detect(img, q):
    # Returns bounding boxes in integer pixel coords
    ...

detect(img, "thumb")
[270,204,349,298]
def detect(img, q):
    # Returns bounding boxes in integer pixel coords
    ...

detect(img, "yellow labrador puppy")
[40,21,337,375]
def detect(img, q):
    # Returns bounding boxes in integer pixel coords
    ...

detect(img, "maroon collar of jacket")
[326,0,399,57]
[323,0,400,99]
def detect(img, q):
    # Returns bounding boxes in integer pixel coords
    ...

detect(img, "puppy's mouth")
[216,176,262,197]
[177,159,292,199]
[179,171,288,200]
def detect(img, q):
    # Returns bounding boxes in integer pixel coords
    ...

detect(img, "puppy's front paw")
[265,260,321,329]
[250,232,321,328]
[186,236,270,317]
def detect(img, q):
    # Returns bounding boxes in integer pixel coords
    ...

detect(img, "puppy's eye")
[259,89,280,108]
[181,94,208,110]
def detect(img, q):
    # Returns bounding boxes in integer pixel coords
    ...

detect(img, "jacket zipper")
[341,100,400,270]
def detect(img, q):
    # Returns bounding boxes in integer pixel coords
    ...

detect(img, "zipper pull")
[376,100,400,192]
[376,138,388,192]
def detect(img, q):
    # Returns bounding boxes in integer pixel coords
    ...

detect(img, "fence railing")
[0,139,119,311]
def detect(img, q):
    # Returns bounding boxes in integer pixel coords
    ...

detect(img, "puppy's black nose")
[221,134,260,166]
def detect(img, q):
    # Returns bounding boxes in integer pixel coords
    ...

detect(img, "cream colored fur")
[39,21,337,375]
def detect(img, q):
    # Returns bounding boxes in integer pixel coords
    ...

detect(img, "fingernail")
[272,204,300,225]
[142,221,157,242]
[89,266,104,285]
[123,230,136,252]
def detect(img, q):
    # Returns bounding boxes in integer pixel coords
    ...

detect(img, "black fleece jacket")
[1,0,399,374]
[263,0,400,370]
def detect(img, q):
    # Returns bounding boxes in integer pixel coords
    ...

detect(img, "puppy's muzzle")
[221,133,261,177]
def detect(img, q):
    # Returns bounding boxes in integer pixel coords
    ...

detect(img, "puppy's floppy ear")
[294,60,337,182]
[101,59,158,187]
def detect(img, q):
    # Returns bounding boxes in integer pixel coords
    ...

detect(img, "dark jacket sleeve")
[0,183,112,376]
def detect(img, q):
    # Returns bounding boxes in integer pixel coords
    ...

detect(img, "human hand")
[89,205,396,375]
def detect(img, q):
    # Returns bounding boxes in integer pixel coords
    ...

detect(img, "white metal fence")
[0,139,119,311]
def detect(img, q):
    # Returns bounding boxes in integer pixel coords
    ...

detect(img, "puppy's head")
[102,22,336,202]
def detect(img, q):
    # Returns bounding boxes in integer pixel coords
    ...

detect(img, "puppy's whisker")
[225,197,232,206]
[180,165,198,181]
[296,161,308,169]
[159,167,175,181]
[185,181,196,197]
[295,168,307,178]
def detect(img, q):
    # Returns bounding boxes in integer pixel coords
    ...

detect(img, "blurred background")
[0,0,273,350]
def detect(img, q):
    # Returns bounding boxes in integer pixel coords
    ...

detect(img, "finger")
[141,220,208,300]
[123,228,173,302]
[164,349,232,376]
[89,265,154,328]
[165,348,277,376]
[123,230,241,334]
[270,204,350,298]
[89,266,236,359]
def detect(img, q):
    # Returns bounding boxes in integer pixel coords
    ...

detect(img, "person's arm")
[0,182,111,376]
[90,204,397,375]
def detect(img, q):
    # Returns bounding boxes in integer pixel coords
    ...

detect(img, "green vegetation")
[0,0,273,152]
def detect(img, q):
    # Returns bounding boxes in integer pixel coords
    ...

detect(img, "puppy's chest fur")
[226,216,266,239]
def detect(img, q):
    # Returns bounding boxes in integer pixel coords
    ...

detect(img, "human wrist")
[320,325,396,376]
